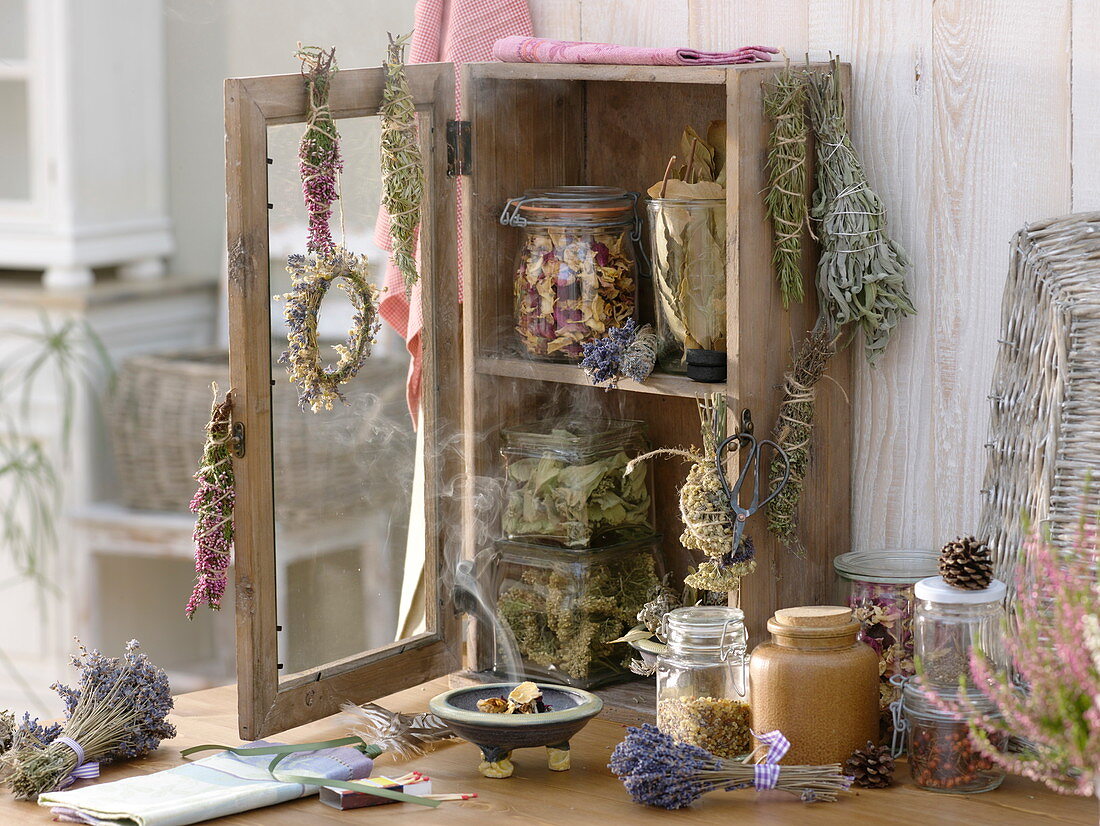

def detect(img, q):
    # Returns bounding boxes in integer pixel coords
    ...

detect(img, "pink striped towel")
[492,36,778,66]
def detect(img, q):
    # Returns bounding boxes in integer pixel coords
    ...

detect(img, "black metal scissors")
[715,411,791,548]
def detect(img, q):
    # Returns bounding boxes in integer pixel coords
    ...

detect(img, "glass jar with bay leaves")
[646,197,727,381]
[501,417,653,548]
[493,534,664,689]
[656,606,751,759]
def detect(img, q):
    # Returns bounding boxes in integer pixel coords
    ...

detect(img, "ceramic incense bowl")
[428,683,603,778]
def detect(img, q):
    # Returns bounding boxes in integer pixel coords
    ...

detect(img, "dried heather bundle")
[295,45,341,258]
[5,641,174,800]
[580,320,658,388]
[185,391,234,617]
[765,323,838,550]
[807,60,915,364]
[763,65,808,308]
[380,32,424,296]
[934,519,1100,796]
[609,724,851,809]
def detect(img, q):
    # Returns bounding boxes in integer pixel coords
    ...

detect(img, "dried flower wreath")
[277,46,382,412]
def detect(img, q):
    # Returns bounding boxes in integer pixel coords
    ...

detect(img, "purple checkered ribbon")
[56,736,100,789]
[750,729,790,791]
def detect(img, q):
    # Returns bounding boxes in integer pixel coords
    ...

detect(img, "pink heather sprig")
[295,45,341,257]
[934,517,1100,796]
[185,395,235,618]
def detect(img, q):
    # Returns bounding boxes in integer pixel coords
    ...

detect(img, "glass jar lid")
[901,677,996,720]
[500,186,639,228]
[501,416,646,454]
[914,575,1007,605]
[661,605,746,658]
[833,549,940,584]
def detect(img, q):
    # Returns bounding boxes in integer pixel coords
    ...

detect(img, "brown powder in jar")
[657,696,751,758]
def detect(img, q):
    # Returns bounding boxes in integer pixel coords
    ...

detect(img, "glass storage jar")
[493,534,663,689]
[656,605,750,758]
[501,186,640,362]
[749,606,880,764]
[834,550,940,717]
[914,575,1007,691]
[900,679,1006,793]
[501,417,652,548]
[646,197,727,381]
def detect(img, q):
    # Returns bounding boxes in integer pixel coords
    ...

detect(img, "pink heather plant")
[951,518,1099,795]
[185,395,235,618]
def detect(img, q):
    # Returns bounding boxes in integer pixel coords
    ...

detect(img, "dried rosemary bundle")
[807,60,915,363]
[765,323,837,549]
[380,31,424,296]
[763,66,808,308]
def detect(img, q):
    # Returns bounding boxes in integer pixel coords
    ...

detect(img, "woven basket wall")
[978,212,1100,578]
[109,350,412,524]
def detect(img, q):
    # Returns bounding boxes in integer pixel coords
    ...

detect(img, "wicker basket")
[109,350,412,523]
[978,212,1100,580]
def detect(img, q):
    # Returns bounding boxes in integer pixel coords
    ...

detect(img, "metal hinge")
[446,120,471,176]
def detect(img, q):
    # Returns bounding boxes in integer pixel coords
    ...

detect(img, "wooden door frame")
[225,63,460,739]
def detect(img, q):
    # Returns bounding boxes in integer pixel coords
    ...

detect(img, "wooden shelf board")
[475,355,725,398]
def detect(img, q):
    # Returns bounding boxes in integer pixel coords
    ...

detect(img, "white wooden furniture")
[0,0,173,288]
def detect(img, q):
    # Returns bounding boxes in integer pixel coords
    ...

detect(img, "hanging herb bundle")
[380,32,424,296]
[807,60,915,362]
[763,59,915,548]
[296,45,341,258]
[763,66,808,308]
[278,46,382,412]
[627,394,754,592]
[766,324,837,549]
[185,390,235,618]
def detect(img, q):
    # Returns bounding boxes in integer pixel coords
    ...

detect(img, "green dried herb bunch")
[498,552,659,682]
[765,323,838,549]
[380,31,425,297]
[807,59,915,363]
[763,66,809,308]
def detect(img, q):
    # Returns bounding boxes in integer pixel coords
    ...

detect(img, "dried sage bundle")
[763,66,808,308]
[380,32,424,296]
[807,60,915,363]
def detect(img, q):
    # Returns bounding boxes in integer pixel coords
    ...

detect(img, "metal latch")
[231,421,246,458]
[446,120,471,177]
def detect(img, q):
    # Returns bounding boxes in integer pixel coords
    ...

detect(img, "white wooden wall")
[527,0,1100,551]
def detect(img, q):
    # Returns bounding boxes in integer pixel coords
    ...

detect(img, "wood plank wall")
[526,0,1099,555]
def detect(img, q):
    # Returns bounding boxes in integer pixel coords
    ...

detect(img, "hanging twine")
[380,31,425,297]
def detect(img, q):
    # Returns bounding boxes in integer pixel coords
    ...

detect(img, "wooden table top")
[5,678,1097,825]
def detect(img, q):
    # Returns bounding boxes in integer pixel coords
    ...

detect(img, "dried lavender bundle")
[380,32,424,296]
[763,66,809,308]
[766,324,837,550]
[4,641,174,800]
[807,60,915,363]
[295,45,341,257]
[184,390,234,617]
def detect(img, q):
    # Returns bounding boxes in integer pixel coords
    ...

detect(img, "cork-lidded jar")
[749,606,879,764]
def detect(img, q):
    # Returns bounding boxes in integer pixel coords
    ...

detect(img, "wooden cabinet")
[225,60,851,738]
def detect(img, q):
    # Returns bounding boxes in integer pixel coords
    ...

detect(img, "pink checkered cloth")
[492,36,778,66]
[376,0,533,425]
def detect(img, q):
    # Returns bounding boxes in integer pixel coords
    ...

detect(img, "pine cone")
[844,740,895,789]
[938,536,993,590]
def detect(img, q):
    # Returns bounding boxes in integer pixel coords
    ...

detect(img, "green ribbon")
[180,737,440,808]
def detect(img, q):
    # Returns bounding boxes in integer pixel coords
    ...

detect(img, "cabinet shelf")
[475,355,724,398]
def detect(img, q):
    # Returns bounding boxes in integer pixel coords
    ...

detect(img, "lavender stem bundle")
[295,45,341,258]
[4,641,174,800]
[380,31,424,296]
[609,724,851,809]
